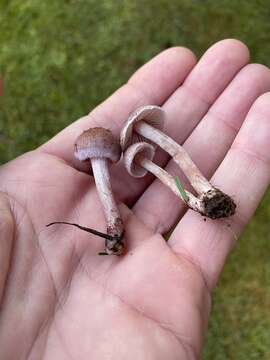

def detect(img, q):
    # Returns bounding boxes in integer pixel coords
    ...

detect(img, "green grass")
[1,0,270,358]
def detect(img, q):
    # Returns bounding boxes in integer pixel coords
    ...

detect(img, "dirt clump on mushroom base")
[200,188,236,219]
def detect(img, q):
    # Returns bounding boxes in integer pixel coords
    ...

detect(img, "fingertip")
[162,46,197,66]
[208,38,250,63]
[130,45,197,85]
[240,63,270,82]
[184,39,250,104]
[250,90,270,113]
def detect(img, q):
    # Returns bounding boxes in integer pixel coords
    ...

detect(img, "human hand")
[0,39,270,359]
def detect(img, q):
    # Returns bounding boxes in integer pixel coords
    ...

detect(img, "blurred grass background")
[0,0,270,358]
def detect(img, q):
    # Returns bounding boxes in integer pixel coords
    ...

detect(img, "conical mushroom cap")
[120,105,165,151]
[74,127,121,163]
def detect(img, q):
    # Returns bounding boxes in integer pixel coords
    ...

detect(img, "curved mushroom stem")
[135,121,211,194]
[139,156,205,214]
[134,122,236,219]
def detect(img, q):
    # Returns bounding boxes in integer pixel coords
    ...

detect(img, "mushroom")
[47,127,124,255]
[124,142,207,215]
[121,105,236,219]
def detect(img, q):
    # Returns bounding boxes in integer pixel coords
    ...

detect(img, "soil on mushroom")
[201,188,236,219]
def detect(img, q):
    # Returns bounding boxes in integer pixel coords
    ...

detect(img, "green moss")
[0,0,270,358]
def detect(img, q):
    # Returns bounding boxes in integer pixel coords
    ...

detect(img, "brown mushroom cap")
[74,127,121,163]
[124,142,155,177]
[120,105,165,151]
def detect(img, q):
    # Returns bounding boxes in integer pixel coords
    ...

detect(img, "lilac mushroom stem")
[91,157,123,238]
[124,142,205,214]
[134,121,212,195]
[139,155,205,213]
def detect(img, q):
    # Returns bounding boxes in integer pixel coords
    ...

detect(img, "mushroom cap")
[74,127,121,163]
[124,142,155,178]
[120,105,165,151]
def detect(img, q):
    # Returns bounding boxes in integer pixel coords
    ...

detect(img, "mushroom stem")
[134,121,212,194]
[139,156,205,214]
[91,158,124,238]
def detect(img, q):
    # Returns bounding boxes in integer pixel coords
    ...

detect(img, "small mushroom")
[75,127,124,254]
[121,106,236,219]
[124,142,206,215]
[47,127,124,255]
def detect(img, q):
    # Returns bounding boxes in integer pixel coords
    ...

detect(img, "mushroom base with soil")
[200,188,236,219]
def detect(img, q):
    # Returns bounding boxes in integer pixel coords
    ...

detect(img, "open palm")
[1,39,270,359]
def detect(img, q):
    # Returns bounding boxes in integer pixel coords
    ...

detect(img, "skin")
[1,39,270,359]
